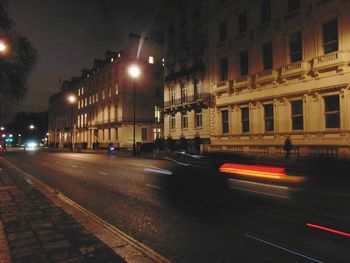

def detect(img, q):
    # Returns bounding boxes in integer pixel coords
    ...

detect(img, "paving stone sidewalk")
[0,166,126,263]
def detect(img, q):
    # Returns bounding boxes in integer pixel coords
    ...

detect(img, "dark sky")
[8,0,160,114]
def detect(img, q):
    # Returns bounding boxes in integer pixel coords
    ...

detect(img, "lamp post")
[67,95,76,151]
[128,64,140,156]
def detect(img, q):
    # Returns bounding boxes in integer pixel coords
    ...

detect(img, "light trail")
[306,223,350,238]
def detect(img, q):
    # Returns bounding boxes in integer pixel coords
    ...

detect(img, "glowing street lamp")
[128,64,141,156]
[29,124,35,130]
[67,94,76,151]
[0,40,7,54]
[0,126,4,131]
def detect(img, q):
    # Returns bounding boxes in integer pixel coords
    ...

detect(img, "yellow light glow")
[128,65,140,78]
[0,41,7,53]
[67,95,76,104]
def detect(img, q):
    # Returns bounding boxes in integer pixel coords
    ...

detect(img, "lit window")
[96,93,99,102]
[78,89,81,96]
[102,90,105,100]
[81,87,84,95]
[85,98,87,107]
[78,101,80,109]
[115,84,119,95]
[324,95,340,128]
[89,96,91,105]
[155,106,161,122]
[149,56,154,64]
[109,87,111,97]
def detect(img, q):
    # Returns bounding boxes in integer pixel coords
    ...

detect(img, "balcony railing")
[255,69,277,86]
[233,75,251,90]
[281,61,310,79]
[313,51,350,72]
[163,92,210,108]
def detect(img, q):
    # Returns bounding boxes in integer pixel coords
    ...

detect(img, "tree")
[0,0,38,123]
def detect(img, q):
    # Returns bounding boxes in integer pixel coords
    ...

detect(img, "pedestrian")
[284,136,292,159]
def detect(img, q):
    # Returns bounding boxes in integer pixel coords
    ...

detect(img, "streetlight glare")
[29,124,35,130]
[67,95,76,104]
[128,65,140,79]
[0,41,7,53]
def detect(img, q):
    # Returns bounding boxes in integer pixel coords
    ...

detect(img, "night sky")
[8,0,160,115]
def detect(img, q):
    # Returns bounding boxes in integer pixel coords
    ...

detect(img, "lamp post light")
[0,40,8,55]
[128,64,141,156]
[67,95,76,151]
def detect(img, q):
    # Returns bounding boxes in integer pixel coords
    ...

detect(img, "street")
[1,150,350,263]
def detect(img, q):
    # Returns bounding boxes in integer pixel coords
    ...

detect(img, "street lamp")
[0,40,7,54]
[128,64,140,156]
[29,124,35,130]
[0,126,5,131]
[67,94,76,151]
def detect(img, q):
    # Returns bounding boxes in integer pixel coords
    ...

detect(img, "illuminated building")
[203,0,350,157]
[49,33,163,149]
[163,0,211,150]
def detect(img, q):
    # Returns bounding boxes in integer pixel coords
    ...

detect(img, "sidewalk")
[0,163,126,262]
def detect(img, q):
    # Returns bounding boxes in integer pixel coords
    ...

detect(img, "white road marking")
[229,186,289,199]
[163,156,190,166]
[98,171,108,176]
[245,234,324,263]
[144,166,173,176]
[146,184,162,190]
[229,179,288,190]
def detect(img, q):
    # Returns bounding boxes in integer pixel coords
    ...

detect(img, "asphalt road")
[2,150,350,262]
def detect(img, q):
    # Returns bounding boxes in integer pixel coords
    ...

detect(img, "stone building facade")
[163,0,211,149]
[202,0,350,157]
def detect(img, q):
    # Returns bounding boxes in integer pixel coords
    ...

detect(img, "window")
[195,110,203,127]
[92,95,95,104]
[239,50,249,76]
[102,90,105,100]
[85,98,87,107]
[219,21,227,42]
[78,89,80,96]
[181,112,188,129]
[222,110,229,134]
[264,104,274,132]
[89,96,91,105]
[142,128,147,141]
[288,0,300,12]
[324,95,340,128]
[96,93,99,102]
[220,57,228,81]
[261,0,271,24]
[291,100,303,130]
[238,11,247,34]
[109,87,111,97]
[181,63,188,74]
[77,116,80,128]
[84,113,87,127]
[290,32,302,62]
[170,88,176,105]
[170,114,176,129]
[241,107,250,133]
[155,106,161,122]
[181,84,187,103]
[153,128,161,140]
[262,42,273,70]
[115,84,119,95]
[149,56,154,64]
[323,19,338,54]
[81,87,84,95]
[78,101,80,109]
